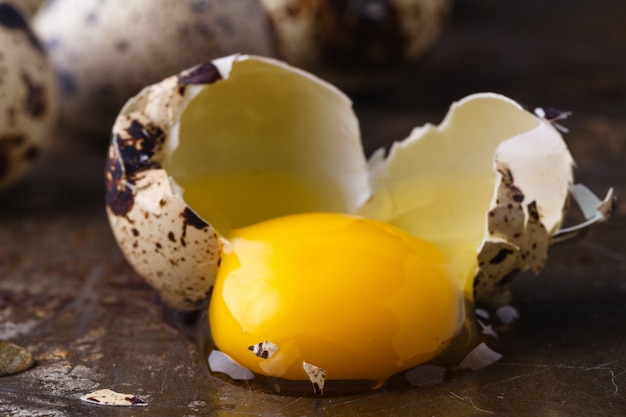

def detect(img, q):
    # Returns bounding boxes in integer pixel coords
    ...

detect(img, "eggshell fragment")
[248,341,279,359]
[106,54,369,310]
[0,0,56,190]
[80,389,147,407]
[303,361,327,395]
[208,350,254,381]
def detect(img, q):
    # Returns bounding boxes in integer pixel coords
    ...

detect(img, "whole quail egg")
[32,0,276,136]
[105,54,613,394]
[260,0,451,87]
[0,0,57,190]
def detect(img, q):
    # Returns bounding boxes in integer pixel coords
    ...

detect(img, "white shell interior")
[166,56,370,235]
[357,93,574,292]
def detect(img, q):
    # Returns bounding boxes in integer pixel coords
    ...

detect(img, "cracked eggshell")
[106,54,368,311]
[33,0,275,137]
[260,0,451,88]
[0,0,57,190]
[357,93,574,303]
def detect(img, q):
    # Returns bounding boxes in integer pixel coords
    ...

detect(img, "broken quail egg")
[106,54,613,394]
[32,0,275,136]
[0,0,57,190]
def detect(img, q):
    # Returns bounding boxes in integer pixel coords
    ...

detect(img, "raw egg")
[209,212,462,389]
[105,54,614,394]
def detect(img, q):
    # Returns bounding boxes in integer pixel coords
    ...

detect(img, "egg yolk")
[209,212,463,387]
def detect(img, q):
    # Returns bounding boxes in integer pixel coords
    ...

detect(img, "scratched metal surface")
[1,0,626,416]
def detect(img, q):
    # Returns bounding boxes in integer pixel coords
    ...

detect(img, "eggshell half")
[357,93,575,302]
[106,54,369,310]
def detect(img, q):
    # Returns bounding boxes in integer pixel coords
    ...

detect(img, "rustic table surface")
[2,0,625,416]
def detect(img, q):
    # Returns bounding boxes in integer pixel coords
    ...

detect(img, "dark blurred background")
[1,1,625,416]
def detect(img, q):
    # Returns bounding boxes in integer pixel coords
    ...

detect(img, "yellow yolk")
[209,213,463,386]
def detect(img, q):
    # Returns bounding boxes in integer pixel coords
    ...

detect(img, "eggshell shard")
[79,389,147,407]
[106,54,369,310]
[0,1,56,190]
[33,0,276,136]
[452,342,502,372]
[248,341,279,360]
[208,350,255,381]
[302,361,327,395]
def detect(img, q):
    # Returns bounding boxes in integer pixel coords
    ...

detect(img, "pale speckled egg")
[259,0,451,87]
[105,54,613,391]
[0,0,57,190]
[32,0,276,136]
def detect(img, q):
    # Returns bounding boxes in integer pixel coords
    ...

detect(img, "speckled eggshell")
[33,0,275,137]
[259,0,451,87]
[0,0,56,190]
[105,63,224,311]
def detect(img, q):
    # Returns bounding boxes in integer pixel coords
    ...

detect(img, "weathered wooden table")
[2,0,625,415]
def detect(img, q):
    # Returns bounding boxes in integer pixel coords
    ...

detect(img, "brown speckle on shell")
[116,119,165,175]
[105,146,135,217]
[182,207,209,229]
[177,62,223,86]
[474,162,549,303]
[248,340,279,359]
[21,72,47,118]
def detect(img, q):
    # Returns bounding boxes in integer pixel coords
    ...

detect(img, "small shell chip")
[248,340,279,359]
[79,389,147,407]
[303,361,327,395]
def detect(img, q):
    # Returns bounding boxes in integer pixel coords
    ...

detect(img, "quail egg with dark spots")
[0,0,57,190]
